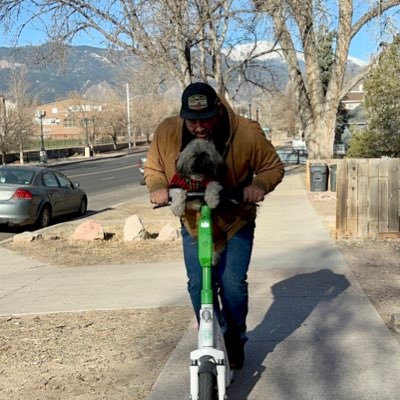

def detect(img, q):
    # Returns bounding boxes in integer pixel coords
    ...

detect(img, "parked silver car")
[0,166,87,228]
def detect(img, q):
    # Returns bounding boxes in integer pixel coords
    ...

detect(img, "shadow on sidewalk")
[228,269,350,399]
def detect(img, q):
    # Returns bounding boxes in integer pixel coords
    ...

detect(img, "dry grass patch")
[0,306,193,400]
[2,202,183,266]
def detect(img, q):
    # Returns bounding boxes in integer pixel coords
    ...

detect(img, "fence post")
[388,159,399,232]
[357,160,369,237]
[336,159,348,239]
[368,159,380,237]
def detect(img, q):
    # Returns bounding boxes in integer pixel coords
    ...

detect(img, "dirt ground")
[307,191,400,339]
[0,307,193,400]
[0,203,190,400]
[1,183,400,399]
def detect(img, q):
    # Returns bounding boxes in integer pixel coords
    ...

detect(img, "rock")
[157,223,180,241]
[123,214,147,241]
[13,232,43,243]
[71,220,104,241]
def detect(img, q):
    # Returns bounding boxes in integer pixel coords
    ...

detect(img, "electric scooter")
[187,194,232,400]
[155,192,234,399]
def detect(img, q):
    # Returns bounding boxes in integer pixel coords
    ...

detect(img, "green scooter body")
[198,205,213,305]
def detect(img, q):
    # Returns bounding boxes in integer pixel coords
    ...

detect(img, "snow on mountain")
[347,56,368,67]
[226,40,367,66]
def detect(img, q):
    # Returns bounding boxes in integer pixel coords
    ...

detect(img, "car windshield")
[0,168,35,185]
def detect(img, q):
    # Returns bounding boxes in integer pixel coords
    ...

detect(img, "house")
[341,82,365,111]
[34,99,104,141]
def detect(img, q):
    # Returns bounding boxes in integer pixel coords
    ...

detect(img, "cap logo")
[188,94,208,110]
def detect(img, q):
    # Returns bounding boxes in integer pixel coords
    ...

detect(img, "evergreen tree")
[316,26,336,96]
[350,36,400,157]
[346,128,381,158]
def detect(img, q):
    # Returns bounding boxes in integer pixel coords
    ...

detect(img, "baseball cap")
[180,82,219,120]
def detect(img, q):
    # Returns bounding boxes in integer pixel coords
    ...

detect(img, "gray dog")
[169,139,225,216]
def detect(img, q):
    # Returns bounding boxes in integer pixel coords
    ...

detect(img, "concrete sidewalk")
[1,167,400,399]
[0,251,189,315]
[148,167,400,400]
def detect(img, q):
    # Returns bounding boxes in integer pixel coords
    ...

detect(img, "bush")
[346,126,400,158]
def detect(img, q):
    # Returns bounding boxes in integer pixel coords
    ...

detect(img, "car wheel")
[37,205,51,229]
[78,197,88,216]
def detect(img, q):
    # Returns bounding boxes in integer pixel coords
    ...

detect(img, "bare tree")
[60,93,105,146]
[0,95,14,165]
[126,63,179,142]
[2,1,398,158]
[254,0,400,158]
[269,85,299,139]
[7,68,36,163]
[0,0,278,100]
[95,96,127,149]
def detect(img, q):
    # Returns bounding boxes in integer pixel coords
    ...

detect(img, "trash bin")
[310,163,329,192]
[330,164,337,192]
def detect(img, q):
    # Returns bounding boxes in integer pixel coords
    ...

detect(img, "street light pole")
[35,110,47,163]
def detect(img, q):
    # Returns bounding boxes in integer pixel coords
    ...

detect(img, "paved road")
[0,152,149,241]
[55,153,148,210]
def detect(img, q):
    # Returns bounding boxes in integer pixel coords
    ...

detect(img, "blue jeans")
[181,221,255,341]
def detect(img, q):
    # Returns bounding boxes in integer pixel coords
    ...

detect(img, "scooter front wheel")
[198,367,217,400]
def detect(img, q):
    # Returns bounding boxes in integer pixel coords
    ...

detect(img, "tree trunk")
[305,112,337,159]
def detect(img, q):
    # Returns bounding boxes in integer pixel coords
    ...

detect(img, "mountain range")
[0,43,368,104]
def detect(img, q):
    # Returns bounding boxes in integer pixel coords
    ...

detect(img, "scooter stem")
[198,205,213,305]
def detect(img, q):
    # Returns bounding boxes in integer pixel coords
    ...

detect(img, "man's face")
[185,114,220,140]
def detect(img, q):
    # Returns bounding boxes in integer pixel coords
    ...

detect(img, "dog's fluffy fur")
[169,139,224,216]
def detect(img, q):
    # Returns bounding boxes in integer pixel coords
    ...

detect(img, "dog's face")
[176,139,225,180]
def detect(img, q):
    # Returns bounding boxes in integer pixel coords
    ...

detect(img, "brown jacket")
[144,99,284,248]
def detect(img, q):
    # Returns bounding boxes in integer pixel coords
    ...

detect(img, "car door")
[54,171,81,213]
[42,170,66,216]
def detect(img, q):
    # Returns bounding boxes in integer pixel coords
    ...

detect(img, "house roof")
[342,91,365,102]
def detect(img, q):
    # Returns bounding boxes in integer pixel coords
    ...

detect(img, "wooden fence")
[336,159,400,239]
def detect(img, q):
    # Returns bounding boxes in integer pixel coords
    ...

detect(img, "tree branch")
[351,0,400,39]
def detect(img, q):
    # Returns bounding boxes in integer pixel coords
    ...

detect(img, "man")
[144,82,284,369]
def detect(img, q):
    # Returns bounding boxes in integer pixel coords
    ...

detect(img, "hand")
[243,184,265,203]
[150,188,169,205]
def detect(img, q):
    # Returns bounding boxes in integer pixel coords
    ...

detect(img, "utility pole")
[0,95,5,165]
[126,83,134,150]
